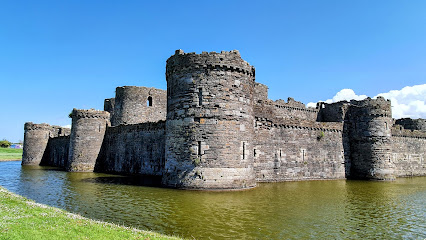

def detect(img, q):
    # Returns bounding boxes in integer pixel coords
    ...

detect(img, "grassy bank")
[0,186,182,240]
[0,148,22,161]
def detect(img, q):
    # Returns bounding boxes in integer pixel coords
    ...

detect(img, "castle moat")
[1,161,425,239]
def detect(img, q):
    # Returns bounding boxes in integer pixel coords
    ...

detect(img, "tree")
[0,139,12,148]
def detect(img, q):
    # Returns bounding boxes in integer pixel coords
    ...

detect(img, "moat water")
[0,161,425,239]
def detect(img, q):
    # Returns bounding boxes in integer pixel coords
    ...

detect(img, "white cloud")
[375,84,426,119]
[307,84,426,119]
[306,89,367,108]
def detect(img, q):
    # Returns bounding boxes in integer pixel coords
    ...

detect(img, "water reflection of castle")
[22,50,426,190]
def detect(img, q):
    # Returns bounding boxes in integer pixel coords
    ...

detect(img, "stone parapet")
[71,108,110,120]
[166,50,255,79]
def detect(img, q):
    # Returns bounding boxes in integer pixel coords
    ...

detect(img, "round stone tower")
[110,86,167,126]
[347,97,395,180]
[163,50,256,190]
[67,109,110,172]
[22,122,51,165]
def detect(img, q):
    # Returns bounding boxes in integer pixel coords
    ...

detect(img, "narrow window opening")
[99,124,101,132]
[279,149,282,158]
[242,142,246,160]
[198,141,202,156]
[385,122,388,130]
[254,149,257,157]
[302,150,305,161]
[147,96,153,107]
[198,88,203,106]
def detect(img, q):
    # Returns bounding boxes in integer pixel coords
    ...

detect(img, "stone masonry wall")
[391,125,426,176]
[40,136,70,168]
[104,98,115,121]
[22,123,51,165]
[345,97,395,180]
[395,118,426,131]
[254,117,346,181]
[254,82,268,102]
[163,50,256,189]
[22,123,70,165]
[111,86,166,126]
[95,121,165,176]
[256,99,319,122]
[67,109,110,172]
[317,101,350,122]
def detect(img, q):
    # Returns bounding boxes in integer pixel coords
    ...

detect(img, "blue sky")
[1,0,426,142]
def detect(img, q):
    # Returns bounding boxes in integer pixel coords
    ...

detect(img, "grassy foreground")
[0,148,22,161]
[0,186,182,240]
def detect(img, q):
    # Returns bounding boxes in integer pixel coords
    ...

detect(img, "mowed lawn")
[0,148,22,161]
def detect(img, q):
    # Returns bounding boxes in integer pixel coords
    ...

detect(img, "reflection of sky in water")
[0,161,425,239]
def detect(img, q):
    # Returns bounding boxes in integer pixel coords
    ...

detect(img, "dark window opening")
[147,96,153,107]
[254,149,257,157]
[198,88,203,106]
[243,142,246,160]
[198,141,202,156]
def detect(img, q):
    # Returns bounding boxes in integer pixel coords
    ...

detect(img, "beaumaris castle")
[22,50,426,190]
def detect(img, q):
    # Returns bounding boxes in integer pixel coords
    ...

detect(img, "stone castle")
[22,50,426,190]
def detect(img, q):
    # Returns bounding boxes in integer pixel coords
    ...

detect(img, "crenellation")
[22,49,426,190]
[71,108,110,120]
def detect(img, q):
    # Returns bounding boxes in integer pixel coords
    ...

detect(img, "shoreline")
[0,186,183,240]
[0,159,21,162]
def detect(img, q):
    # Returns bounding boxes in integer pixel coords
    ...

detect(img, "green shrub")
[0,139,11,148]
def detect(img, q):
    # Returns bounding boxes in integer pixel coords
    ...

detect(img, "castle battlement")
[22,49,426,190]
[71,108,110,120]
[166,49,255,78]
[24,122,52,131]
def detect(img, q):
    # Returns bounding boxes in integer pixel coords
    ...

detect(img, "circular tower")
[163,50,256,190]
[22,122,51,165]
[67,109,110,172]
[111,86,167,126]
[347,97,395,180]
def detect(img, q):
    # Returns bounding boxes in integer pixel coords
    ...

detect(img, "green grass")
[0,186,183,240]
[0,148,22,161]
